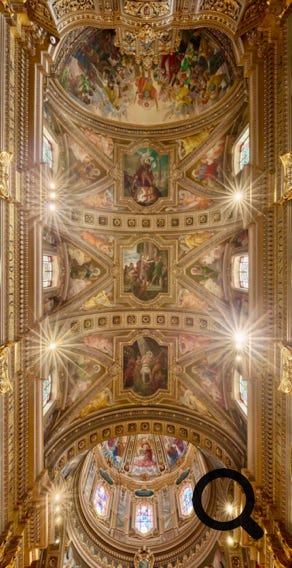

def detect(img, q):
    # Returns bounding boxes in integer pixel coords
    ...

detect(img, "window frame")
[231,253,249,292]
[233,125,250,176]
[179,483,194,517]
[135,501,154,535]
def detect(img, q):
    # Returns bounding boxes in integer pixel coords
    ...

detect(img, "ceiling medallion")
[134,546,154,568]
[114,26,181,70]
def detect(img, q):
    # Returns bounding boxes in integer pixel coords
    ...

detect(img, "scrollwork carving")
[0,151,13,200]
[199,0,241,20]
[278,342,292,394]
[52,0,95,19]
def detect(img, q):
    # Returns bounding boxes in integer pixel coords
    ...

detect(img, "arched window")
[233,126,250,175]
[135,502,154,534]
[43,374,52,408]
[179,484,193,516]
[43,133,53,170]
[93,485,110,517]
[43,255,53,288]
[234,370,248,415]
[232,254,249,291]
[239,375,248,412]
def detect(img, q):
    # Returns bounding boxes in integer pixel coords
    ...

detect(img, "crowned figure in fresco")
[134,546,154,568]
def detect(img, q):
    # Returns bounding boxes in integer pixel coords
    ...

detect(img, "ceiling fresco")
[100,435,189,479]
[57,28,235,125]
[43,17,249,565]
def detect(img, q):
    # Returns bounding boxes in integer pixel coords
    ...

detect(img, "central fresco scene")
[123,242,168,300]
[58,28,234,124]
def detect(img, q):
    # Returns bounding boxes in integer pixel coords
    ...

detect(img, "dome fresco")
[101,435,189,479]
[58,28,234,125]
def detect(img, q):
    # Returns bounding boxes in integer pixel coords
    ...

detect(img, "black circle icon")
[192,468,264,540]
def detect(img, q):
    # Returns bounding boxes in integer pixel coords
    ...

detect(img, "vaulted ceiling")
[21,0,284,565]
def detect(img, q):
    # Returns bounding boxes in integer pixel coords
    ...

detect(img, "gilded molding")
[0,151,13,200]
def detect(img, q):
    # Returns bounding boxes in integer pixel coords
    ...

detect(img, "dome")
[57,27,235,126]
[64,438,221,567]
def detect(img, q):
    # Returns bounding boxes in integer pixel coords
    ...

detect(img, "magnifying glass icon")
[192,468,264,540]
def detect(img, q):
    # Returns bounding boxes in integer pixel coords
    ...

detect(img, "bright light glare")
[49,202,56,211]
[50,182,56,190]
[227,535,234,546]
[225,502,234,514]
[233,191,243,202]
[235,354,242,361]
[234,332,247,350]
[55,493,60,502]
[55,515,62,525]
[49,342,57,351]
[49,191,56,200]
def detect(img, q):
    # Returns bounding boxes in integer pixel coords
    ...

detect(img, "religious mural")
[79,127,114,159]
[163,436,188,466]
[123,242,168,301]
[65,357,102,408]
[188,243,226,300]
[178,288,209,311]
[81,287,114,311]
[178,231,214,256]
[123,148,168,206]
[101,435,188,478]
[58,29,233,125]
[67,245,103,300]
[192,357,225,407]
[123,337,168,396]
[83,334,113,356]
[80,232,114,256]
[81,187,114,210]
[177,130,210,159]
[191,136,225,188]
[61,450,88,478]
[178,334,211,355]
[178,189,213,210]
[231,228,248,248]
[66,134,101,186]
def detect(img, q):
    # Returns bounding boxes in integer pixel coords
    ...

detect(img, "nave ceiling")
[1,0,292,567]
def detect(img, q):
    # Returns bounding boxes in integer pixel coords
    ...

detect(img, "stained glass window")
[239,255,248,289]
[43,374,52,408]
[93,485,109,517]
[239,130,250,170]
[234,127,250,175]
[43,255,53,288]
[239,375,248,413]
[232,254,248,291]
[180,484,193,516]
[43,134,53,170]
[135,502,153,534]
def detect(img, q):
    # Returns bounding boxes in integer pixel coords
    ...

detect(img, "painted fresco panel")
[123,338,168,396]
[123,243,168,300]
[123,148,168,206]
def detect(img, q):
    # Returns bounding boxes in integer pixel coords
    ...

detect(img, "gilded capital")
[279,152,292,205]
[0,151,13,200]
[278,342,292,394]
